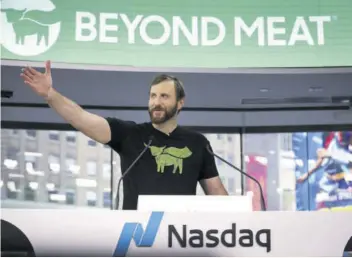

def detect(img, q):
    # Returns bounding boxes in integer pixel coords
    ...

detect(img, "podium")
[1,196,351,257]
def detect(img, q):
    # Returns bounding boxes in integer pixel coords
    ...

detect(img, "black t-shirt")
[105,117,219,210]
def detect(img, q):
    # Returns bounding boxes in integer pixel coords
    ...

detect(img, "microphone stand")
[115,136,154,210]
[206,145,267,211]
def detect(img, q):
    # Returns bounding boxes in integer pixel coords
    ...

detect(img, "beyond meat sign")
[1,0,352,68]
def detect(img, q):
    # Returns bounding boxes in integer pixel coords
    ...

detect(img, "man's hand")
[20,60,53,99]
[19,60,112,144]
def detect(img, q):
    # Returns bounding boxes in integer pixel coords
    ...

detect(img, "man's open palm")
[20,60,53,98]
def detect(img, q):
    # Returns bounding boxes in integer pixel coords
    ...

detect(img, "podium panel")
[1,209,351,257]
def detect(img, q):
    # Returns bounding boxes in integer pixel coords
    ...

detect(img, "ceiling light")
[309,86,323,92]
[260,88,269,92]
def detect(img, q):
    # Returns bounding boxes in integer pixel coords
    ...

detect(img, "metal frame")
[3,59,352,74]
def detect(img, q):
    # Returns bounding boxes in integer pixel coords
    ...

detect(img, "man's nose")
[152,96,162,105]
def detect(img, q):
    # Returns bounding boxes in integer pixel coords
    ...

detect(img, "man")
[20,61,228,210]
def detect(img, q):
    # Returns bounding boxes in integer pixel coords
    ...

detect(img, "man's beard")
[148,104,178,124]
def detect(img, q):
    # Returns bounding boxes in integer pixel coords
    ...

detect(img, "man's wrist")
[45,87,56,102]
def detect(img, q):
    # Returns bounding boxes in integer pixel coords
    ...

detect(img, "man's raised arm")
[20,60,112,144]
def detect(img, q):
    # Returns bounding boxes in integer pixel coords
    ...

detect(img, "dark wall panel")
[2,64,352,128]
[2,65,352,108]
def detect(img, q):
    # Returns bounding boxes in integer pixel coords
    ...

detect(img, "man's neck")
[152,120,178,135]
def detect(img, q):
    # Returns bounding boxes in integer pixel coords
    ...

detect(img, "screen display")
[293,131,352,211]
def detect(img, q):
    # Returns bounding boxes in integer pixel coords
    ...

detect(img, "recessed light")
[309,87,323,92]
[340,99,350,104]
[260,88,269,93]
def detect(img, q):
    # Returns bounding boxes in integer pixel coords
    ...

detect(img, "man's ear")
[177,98,185,111]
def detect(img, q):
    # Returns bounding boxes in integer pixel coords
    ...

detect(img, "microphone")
[115,135,154,210]
[206,145,267,211]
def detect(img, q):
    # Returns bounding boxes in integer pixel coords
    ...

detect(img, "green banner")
[1,0,352,68]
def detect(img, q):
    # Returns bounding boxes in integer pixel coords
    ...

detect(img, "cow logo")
[0,0,61,56]
[145,144,192,174]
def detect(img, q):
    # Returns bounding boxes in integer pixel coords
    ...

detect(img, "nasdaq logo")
[113,212,164,257]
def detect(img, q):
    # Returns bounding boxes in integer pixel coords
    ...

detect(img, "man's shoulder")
[136,121,153,129]
[106,117,150,128]
[177,126,208,143]
[133,121,155,135]
[105,118,153,138]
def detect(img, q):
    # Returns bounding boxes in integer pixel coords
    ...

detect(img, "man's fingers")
[28,66,40,76]
[23,80,36,90]
[21,67,34,79]
[45,60,51,75]
[20,73,33,83]
[23,69,34,80]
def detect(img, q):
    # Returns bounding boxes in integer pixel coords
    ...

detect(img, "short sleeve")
[198,140,219,180]
[105,117,136,153]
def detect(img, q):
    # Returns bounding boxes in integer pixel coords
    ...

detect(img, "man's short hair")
[151,74,186,101]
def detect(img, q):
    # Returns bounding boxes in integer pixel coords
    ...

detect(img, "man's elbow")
[208,186,229,195]
[204,182,229,195]
[201,177,229,195]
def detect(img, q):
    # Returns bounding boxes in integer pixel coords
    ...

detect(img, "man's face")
[148,80,182,124]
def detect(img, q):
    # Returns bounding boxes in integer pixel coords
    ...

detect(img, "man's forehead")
[150,81,175,93]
